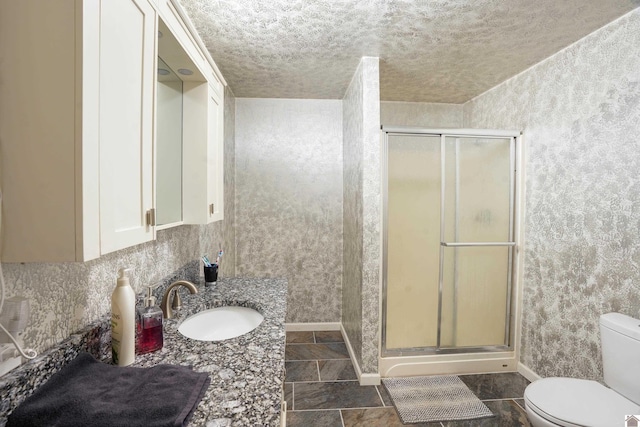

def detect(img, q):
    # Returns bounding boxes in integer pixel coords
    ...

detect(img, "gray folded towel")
[7,352,210,427]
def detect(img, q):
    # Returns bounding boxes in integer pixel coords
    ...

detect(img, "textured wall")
[380,102,463,128]
[342,57,381,374]
[342,60,365,366]
[1,88,237,355]
[463,9,640,380]
[235,98,343,323]
[360,58,381,374]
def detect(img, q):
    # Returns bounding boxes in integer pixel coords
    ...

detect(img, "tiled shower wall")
[342,57,381,374]
[464,9,640,380]
[234,98,344,324]
[0,86,237,355]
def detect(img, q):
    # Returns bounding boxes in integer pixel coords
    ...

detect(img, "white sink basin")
[178,306,264,341]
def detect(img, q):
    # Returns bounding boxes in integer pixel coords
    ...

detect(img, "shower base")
[380,351,517,378]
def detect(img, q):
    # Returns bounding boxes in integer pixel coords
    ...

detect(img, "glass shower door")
[439,136,514,350]
[385,134,441,350]
[383,130,516,354]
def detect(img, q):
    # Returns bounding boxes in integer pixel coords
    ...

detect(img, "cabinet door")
[99,0,156,254]
[0,0,82,262]
[207,85,224,222]
[182,82,224,225]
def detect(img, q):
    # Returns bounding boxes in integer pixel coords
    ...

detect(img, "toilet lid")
[525,377,640,427]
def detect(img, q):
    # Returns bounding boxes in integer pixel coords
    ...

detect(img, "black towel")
[7,352,210,427]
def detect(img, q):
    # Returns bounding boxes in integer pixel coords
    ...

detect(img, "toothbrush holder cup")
[204,265,218,284]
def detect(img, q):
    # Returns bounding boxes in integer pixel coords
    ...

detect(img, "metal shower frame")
[381,126,522,357]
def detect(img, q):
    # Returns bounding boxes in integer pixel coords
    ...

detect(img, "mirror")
[156,56,183,226]
[155,18,206,228]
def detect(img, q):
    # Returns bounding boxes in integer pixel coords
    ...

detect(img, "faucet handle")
[171,289,182,311]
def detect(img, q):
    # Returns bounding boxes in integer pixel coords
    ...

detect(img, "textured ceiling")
[179,0,638,103]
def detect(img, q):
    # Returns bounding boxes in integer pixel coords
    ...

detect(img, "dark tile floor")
[285,330,532,427]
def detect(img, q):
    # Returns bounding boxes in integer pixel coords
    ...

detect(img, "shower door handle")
[440,242,516,247]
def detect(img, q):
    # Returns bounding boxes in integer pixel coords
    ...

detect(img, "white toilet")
[525,313,640,427]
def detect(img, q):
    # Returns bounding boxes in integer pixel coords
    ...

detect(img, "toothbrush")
[202,256,212,267]
[215,248,224,264]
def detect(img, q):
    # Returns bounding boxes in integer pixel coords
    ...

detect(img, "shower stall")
[380,126,523,377]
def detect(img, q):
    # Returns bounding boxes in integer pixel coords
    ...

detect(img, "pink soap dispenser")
[136,286,163,354]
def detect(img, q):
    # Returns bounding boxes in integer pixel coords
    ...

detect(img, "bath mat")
[382,375,494,424]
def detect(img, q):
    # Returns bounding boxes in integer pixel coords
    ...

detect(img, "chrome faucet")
[160,280,199,319]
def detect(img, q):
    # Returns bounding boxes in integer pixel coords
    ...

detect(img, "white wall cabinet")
[206,84,225,223]
[160,0,226,225]
[0,0,225,262]
[0,0,156,262]
[182,83,225,225]
[99,0,157,254]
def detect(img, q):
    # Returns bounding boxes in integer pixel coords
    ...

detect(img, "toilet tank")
[600,312,640,404]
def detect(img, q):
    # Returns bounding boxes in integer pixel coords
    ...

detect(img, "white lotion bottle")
[111,268,136,366]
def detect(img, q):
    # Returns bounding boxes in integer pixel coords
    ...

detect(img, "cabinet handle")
[146,209,156,226]
[209,204,214,215]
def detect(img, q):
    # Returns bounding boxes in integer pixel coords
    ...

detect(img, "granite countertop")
[0,277,287,427]
[136,277,288,426]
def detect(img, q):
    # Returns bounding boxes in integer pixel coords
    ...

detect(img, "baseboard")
[518,362,541,382]
[285,322,341,331]
[340,324,381,386]
[359,372,382,386]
